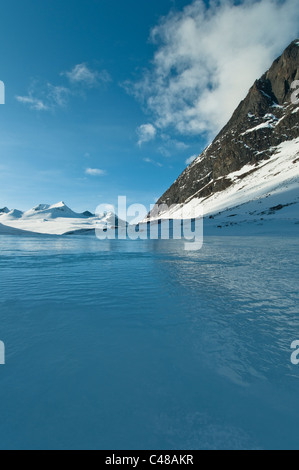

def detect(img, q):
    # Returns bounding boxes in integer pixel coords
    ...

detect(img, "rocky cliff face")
[155,40,299,210]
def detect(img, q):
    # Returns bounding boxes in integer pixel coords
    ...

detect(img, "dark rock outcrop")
[0,207,9,214]
[82,211,94,218]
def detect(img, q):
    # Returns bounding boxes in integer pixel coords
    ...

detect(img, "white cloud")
[64,64,111,87]
[132,0,299,138]
[17,63,111,112]
[85,168,106,176]
[143,158,163,167]
[47,84,70,107]
[137,124,157,146]
[185,154,197,165]
[16,95,49,111]
[16,84,70,111]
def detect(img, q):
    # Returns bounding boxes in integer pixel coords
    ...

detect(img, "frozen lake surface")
[0,234,298,450]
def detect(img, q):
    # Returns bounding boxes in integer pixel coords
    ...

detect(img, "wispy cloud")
[16,94,49,111]
[143,158,163,167]
[185,154,197,165]
[47,84,70,107]
[130,0,299,138]
[137,124,157,146]
[16,82,70,112]
[16,63,111,112]
[63,63,111,87]
[158,134,189,157]
[85,168,106,176]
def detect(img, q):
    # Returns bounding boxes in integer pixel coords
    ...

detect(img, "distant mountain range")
[7,201,96,219]
[0,201,117,236]
[148,40,299,234]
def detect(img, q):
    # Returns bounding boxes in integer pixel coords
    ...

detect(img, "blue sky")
[0,0,298,212]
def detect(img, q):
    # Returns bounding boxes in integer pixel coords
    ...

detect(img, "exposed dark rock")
[82,211,94,217]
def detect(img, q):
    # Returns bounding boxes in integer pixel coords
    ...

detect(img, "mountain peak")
[0,207,9,214]
[7,209,23,219]
[49,201,68,209]
[153,40,299,215]
[262,39,299,105]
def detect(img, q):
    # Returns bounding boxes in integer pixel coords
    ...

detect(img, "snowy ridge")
[22,201,86,220]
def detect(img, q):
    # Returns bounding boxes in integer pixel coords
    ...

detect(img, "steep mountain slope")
[151,40,299,228]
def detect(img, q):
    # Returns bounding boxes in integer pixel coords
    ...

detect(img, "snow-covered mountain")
[4,209,24,219]
[22,201,89,220]
[0,201,119,236]
[148,40,299,234]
